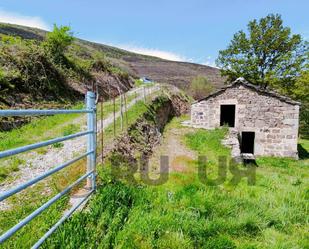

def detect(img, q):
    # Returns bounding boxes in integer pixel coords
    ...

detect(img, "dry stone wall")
[191,84,299,158]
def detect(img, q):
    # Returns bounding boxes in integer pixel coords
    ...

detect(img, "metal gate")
[0,91,97,248]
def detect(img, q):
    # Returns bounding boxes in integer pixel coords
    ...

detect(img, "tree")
[216,14,307,90]
[43,24,74,64]
[190,76,214,100]
[293,69,309,138]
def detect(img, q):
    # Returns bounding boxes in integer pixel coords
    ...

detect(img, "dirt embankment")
[109,90,190,167]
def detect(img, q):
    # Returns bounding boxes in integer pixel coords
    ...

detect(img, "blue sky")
[0,0,308,65]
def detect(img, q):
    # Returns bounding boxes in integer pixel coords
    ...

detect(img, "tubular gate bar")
[0,91,97,247]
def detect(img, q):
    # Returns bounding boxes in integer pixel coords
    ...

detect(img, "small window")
[220,105,235,127]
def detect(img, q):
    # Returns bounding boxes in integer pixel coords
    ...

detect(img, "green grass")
[0,186,69,248]
[185,127,230,161]
[0,89,138,153]
[0,95,153,249]
[62,124,80,136]
[0,103,84,183]
[0,103,84,152]
[96,91,160,156]
[0,157,25,183]
[0,91,142,183]
[134,79,156,88]
[43,117,309,249]
[51,142,64,148]
[98,99,149,151]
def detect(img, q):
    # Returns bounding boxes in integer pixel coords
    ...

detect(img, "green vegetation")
[0,24,131,107]
[0,185,69,248]
[42,25,74,65]
[189,76,214,100]
[0,157,25,183]
[0,89,143,183]
[0,96,153,248]
[0,33,69,98]
[185,127,230,161]
[62,124,80,136]
[0,102,83,182]
[98,99,151,152]
[0,103,84,152]
[134,79,144,87]
[51,142,64,149]
[216,14,307,90]
[42,117,309,248]
[0,91,138,152]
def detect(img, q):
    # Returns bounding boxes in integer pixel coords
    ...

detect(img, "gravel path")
[148,126,197,174]
[0,85,159,210]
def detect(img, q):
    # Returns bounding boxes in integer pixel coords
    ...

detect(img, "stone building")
[190,78,300,159]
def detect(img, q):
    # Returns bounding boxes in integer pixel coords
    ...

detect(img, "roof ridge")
[195,77,301,105]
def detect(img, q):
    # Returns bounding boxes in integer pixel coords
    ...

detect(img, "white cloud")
[202,56,218,68]
[0,9,50,30]
[100,42,190,62]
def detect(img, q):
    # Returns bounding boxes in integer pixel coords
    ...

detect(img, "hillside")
[0,23,225,91]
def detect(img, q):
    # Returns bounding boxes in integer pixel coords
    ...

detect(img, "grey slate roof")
[194,77,301,106]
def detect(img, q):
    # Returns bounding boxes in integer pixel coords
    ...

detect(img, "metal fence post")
[143,86,146,103]
[86,91,96,190]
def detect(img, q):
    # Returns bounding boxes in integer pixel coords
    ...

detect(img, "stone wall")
[191,84,299,158]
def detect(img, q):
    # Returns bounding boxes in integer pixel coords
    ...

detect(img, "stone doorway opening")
[220,105,235,127]
[241,131,255,154]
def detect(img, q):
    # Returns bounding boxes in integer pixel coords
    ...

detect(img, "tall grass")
[43,117,309,249]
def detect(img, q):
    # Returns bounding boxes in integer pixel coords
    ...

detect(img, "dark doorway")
[241,132,255,154]
[220,105,235,127]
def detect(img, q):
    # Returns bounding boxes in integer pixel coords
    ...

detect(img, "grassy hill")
[0,23,225,131]
[0,23,225,91]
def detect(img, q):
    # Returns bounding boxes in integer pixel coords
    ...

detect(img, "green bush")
[42,25,74,64]
[190,76,214,100]
[0,34,68,97]
[0,26,130,104]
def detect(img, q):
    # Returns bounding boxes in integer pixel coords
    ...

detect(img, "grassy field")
[42,116,309,249]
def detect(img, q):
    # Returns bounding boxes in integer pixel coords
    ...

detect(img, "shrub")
[91,52,111,72]
[190,76,214,100]
[43,25,74,64]
[0,34,67,96]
